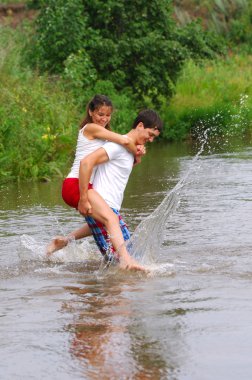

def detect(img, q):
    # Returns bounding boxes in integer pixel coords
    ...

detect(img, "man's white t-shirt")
[92,142,134,210]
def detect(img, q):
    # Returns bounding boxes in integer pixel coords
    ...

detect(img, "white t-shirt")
[67,125,104,181]
[92,142,134,210]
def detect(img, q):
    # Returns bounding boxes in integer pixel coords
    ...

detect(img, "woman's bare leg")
[46,224,92,255]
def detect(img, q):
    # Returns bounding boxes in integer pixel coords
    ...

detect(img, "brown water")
[1,139,252,380]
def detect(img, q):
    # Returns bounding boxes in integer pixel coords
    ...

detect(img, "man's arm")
[78,147,109,215]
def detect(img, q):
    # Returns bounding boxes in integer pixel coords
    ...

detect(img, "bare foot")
[46,236,69,256]
[119,255,146,272]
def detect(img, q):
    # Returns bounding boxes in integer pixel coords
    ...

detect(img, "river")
[0,138,252,380]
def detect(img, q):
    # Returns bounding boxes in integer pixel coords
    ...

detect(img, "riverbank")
[0,18,252,182]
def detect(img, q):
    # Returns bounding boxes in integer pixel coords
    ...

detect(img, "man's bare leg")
[87,190,146,271]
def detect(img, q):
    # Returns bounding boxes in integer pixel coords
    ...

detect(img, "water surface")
[0,140,252,380]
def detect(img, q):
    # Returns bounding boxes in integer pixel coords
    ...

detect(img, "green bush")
[63,50,97,93]
[27,0,225,106]
[0,73,80,181]
[176,20,226,60]
[27,0,43,9]
[228,4,252,52]
[28,0,87,73]
[0,27,80,182]
[161,57,252,140]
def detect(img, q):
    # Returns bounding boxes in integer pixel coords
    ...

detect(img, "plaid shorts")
[85,208,131,261]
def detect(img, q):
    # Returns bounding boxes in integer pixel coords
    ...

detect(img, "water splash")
[192,94,250,153]
[20,234,96,263]
[20,234,47,259]
[127,93,251,265]
[145,263,175,277]
[127,129,209,265]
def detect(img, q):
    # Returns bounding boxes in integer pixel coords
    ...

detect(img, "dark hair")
[79,94,113,130]
[132,109,163,132]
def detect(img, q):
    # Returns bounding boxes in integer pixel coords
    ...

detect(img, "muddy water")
[0,140,252,380]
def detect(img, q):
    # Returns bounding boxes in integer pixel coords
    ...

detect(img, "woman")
[47,95,144,269]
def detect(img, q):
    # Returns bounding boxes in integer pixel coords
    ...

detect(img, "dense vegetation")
[0,0,251,182]
[26,0,225,106]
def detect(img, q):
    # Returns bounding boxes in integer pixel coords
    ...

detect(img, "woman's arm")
[133,145,146,166]
[85,123,137,155]
[78,147,109,216]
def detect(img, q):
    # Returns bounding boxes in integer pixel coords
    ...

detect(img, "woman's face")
[89,105,112,128]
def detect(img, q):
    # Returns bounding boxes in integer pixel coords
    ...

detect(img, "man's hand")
[78,199,92,216]
[136,144,146,156]
[133,145,146,166]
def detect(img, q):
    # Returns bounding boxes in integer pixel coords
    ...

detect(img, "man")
[78,109,163,270]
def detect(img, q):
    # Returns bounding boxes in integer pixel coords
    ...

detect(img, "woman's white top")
[66,125,104,182]
[92,142,134,210]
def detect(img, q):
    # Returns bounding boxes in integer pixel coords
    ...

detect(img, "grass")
[162,55,252,140]
[0,26,82,182]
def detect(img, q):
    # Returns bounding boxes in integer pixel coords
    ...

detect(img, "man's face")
[137,127,160,145]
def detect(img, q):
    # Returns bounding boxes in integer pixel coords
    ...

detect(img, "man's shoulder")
[103,140,118,146]
[103,141,126,153]
[103,141,133,160]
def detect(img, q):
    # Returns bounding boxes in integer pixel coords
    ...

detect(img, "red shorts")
[62,178,93,209]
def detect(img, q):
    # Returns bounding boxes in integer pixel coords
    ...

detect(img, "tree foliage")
[28,0,225,105]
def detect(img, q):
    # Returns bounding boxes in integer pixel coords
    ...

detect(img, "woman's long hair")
[79,94,113,130]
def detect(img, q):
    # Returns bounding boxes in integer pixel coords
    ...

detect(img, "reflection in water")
[63,278,176,380]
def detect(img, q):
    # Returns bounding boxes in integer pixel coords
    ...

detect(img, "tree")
[29,0,225,105]
[30,0,87,73]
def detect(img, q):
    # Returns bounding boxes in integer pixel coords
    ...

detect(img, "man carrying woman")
[47,95,163,271]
